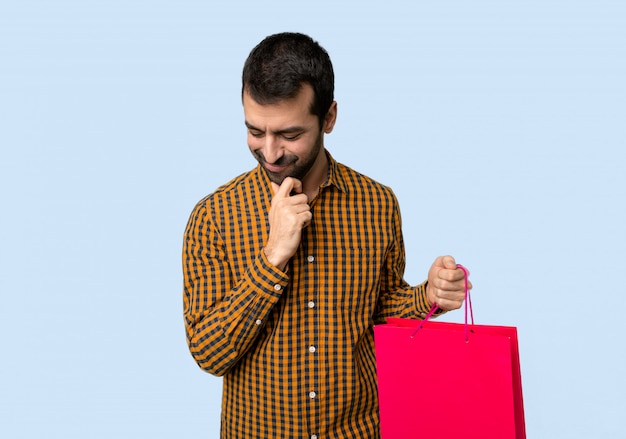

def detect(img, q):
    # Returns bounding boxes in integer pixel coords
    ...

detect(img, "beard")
[252,131,324,186]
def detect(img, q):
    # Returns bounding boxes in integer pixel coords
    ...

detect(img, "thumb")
[439,255,457,269]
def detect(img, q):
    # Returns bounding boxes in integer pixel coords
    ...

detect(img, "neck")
[302,148,329,200]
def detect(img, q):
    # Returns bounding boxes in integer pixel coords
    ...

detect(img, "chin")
[263,168,287,185]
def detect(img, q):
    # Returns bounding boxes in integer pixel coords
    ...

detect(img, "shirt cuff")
[248,249,290,300]
[414,281,446,319]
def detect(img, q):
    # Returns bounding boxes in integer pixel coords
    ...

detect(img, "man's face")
[243,84,325,186]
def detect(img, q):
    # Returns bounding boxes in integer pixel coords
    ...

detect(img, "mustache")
[254,151,298,167]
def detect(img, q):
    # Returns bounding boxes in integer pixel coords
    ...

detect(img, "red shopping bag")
[374,266,525,438]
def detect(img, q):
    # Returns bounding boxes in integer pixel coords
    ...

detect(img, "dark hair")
[242,32,335,129]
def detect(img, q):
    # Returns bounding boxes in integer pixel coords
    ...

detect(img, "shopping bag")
[374,266,525,439]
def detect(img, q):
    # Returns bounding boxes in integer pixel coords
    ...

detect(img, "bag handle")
[411,264,473,341]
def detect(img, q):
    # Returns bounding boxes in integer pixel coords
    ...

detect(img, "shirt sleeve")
[374,189,443,322]
[182,200,288,376]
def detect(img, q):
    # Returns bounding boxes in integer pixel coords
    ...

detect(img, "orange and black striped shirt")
[183,151,433,439]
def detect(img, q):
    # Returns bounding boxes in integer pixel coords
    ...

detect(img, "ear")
[323,101,338,134]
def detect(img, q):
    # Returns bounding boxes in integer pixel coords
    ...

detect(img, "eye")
[249,130,264,138]
[282,133,302,141]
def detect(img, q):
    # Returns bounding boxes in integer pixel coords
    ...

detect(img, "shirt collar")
[321,150,349,193]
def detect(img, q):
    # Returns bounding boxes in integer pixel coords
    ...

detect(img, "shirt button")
[311,435,318,439]
[307,255,315,263]
[309,346,316,353]
[309,391,316,399]
[308,301,315,309]
[255,319,262,326]
[274,284,282,291]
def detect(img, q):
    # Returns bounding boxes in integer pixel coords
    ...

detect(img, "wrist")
[263,246,288,272]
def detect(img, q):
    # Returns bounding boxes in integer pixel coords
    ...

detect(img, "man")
[183,32,470,439]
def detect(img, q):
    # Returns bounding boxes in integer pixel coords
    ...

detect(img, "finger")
[275,177,303,198]
[442,255,457,269]
[432,255,456,270]
[435,297,464,311]
[432,255,445,269]
[434,264,468,286]
[431,278,464,295]
[292,201,312,214]
[437,268,464,282]
[301,211,313,227]
[433,284,466,302]
[429,283,464,309]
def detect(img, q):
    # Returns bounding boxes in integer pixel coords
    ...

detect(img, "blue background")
[1,1,624,437]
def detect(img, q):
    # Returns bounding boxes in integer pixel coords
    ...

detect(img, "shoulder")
[198,170,253,202]
[334,161,397,203]
[188,168,264,219]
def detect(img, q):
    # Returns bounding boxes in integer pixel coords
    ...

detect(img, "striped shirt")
[183,151,433,439]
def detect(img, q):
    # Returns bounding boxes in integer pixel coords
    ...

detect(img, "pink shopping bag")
[374,267,525,438]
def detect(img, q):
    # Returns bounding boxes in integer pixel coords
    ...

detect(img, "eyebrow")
[245,121,307,135]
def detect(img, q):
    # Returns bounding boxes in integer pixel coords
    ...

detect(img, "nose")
[261,134,283,164]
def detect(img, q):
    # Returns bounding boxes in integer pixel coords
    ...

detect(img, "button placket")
[300,242,320,435]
